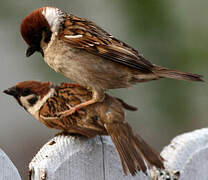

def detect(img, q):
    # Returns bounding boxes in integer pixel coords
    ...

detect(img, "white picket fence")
[1,128,208,180]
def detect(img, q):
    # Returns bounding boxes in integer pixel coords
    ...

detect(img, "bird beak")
[26,46,44,57]
[3,87,18,97]
[26,46,37,57]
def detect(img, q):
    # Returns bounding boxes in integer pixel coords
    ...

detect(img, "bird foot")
[149,168,180,180]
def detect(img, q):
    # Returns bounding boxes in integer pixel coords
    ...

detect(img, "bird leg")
[57,90,105,118]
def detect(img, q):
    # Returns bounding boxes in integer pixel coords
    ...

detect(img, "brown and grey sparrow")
[20,7,203,116]
[4,81,164,176]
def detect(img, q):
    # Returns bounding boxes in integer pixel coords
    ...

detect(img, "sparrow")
[4,81,164,176]
[20,7,203,117]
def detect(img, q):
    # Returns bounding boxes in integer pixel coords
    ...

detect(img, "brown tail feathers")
[153,65,204,82]
[104,122,164,176]
[115,97,138,111]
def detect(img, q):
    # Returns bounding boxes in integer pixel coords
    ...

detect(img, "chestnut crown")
[20,7,65,57]
[3,81,52,109]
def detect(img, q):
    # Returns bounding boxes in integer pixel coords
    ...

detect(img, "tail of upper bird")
[104,122,164,176]
[153,65,204,82]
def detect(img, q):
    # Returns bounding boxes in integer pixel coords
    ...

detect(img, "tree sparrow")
[4,81,164,176]
[20,7,203,117]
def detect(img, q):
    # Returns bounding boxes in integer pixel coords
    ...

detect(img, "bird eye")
[28,96,38,106]
[22,88,31,96]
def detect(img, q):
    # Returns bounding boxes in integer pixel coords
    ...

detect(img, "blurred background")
[0,0,207,179]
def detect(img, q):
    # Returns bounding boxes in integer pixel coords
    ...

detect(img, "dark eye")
[22,88,31,96]
[28,96,38,106]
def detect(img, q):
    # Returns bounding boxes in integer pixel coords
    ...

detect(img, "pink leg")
[57,90,105,118]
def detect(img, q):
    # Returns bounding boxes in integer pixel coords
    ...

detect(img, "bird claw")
[149,168,180,180]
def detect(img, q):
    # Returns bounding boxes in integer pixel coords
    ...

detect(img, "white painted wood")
[0,149,21,180]
[28,128,208,180]
[2,128,208,179]
[29,135,149,180]
[161,128,208,180]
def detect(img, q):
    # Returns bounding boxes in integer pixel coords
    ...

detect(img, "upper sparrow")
[4,81,164,176]
[20,7,203,116]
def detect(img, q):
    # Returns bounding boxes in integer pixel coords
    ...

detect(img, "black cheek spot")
[28,96,38,106]
[44,29,52,44]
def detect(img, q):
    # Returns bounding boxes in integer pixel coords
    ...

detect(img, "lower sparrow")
[4,81,164,176]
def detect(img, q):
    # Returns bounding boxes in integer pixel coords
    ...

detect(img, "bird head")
[20,7,66,57]
[3,81,54,115]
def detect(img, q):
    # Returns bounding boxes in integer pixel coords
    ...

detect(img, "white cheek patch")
[27,88,55,119]
[42,7,61,33]
[20,95,34,109]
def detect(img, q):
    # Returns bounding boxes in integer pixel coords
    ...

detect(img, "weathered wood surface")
[29,136,148,180]
[0,148,21,180]
[1,128,208,179]
[161,128,208,180]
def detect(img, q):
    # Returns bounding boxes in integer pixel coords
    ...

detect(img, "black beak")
[3,87,18,97]
[26,46,37,57]
[26,46,44,57]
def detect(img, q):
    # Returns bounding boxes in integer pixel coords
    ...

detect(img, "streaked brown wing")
[59,14,153,72]
[38,84,106,136]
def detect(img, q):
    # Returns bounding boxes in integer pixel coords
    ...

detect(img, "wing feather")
[59,14,153,72]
